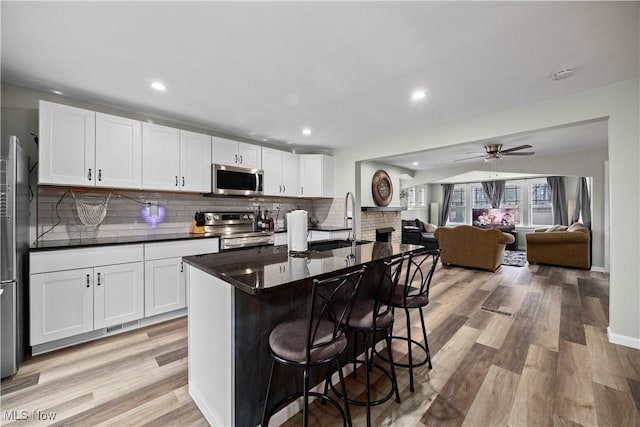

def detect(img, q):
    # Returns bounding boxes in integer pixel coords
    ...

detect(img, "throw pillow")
[404,225,420,231]
[414,218,426,232]
[545,225,569,232]
[567,222,585,232]
[425,223,438,233]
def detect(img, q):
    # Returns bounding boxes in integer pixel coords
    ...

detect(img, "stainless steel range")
[201,212,274,251]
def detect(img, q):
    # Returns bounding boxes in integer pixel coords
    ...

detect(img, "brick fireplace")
[360,210,402,244]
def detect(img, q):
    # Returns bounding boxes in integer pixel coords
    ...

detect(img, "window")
[472,186,490,208]
[530,181,552,225]
[501,183,521,224]
[448,186,465,224]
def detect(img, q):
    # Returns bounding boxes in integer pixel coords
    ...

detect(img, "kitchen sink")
[308,239,371,252]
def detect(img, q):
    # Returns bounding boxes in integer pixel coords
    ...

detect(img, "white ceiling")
[1,2,638,162]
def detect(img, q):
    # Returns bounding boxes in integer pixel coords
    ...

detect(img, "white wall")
[333,78,640,348]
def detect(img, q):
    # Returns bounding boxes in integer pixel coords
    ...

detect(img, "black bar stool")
[377,248,440,392]
[329,255,406,427]
[261,266,366,427]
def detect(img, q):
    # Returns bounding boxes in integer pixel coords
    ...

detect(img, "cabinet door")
[261,147,283,196]
[179,130,212,193]
[237,142,262,169]
[211,136,240,166]
[300,155,333,197]
[142,123,181,191]
[281,151,299,196]
[95,113,142,189]
[38,100,95,186]
[30,268,94,345]
[144,257,186,316]
[94,262,144,329]
[299,155,322,197]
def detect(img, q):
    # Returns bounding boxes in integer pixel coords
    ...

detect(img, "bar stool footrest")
[375,335,431,368]
[328,358,396,407]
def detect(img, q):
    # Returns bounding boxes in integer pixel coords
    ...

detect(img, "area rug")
[502,250,527,267]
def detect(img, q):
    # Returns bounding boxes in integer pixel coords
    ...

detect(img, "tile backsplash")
[35,187,352,243]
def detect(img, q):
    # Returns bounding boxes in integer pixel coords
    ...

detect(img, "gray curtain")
[440,184,454,226]
[547,176,568,226]
[481,180,505,208]
[571,177,591,228]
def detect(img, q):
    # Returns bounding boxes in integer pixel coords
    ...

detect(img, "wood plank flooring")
[2,263,639,426]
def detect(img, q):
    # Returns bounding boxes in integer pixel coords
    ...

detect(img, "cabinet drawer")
[30,245,144,274]
[144,238,219,260]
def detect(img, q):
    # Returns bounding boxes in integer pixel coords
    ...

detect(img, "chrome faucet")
[345,192,356,242]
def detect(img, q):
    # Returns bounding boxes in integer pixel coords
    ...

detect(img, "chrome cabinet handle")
[301,186,304,195]
[97,272,101,286]
[239,155,243,164]
[279,185,282,193]
[86,274,90,288]
[234,154,238,164]
[180,261,184,273]
[98,169,102,181]
[175,176,178,186]
[88,168,92,181]
[182,176,185,187]
[283,184,286,193]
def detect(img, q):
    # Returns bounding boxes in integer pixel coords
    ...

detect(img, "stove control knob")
[205,213,214,222]
[213,215,220,221]
[242,214,249,220]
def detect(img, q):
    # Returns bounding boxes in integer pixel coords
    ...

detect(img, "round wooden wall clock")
[371,169,393,206]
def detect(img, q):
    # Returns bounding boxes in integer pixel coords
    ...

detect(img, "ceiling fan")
[455,144,535,162]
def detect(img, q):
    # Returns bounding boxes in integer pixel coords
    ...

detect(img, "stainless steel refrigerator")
[1,134,29,378]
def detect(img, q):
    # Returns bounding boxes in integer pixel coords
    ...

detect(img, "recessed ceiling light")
[52,90,63,95]
[411,90,426,101]
[550,68,575,81]
[302,127,312,136]
[412,162,419,166]
[151,82,166,91]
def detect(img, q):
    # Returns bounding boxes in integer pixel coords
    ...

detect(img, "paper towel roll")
[287,210,308,253]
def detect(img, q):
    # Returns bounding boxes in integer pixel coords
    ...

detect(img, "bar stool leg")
[419,307,432,369]
[384,328,401,403]
[261,359,276,427]
[336,359,353,427]
[363,331,372,427]
[404,306,416,392]
[303,368,310,427]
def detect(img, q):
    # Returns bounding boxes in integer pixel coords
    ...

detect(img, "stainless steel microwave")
[210,164,263,196]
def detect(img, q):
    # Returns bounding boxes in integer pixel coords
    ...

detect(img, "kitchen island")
[183,241,424,427]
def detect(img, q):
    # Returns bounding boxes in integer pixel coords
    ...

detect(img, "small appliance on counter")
[287,210,308,254]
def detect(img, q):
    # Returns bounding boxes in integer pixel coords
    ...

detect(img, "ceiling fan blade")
[502,151,535,156]
[500,144,532,153]
[454,154,485,162]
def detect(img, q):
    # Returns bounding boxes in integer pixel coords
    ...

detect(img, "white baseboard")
[590,265,606,272]
[608,327,640,349]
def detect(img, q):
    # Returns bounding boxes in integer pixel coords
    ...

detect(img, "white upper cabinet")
[95,113,142,189]
[212,136,261,169]
[299,154,334,198]
[142,123,181,191]
[179,130,212,192]
[39,101,143,188]
[262,147,299,196]
[39,100,96,186]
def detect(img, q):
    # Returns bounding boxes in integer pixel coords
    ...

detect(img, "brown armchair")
[525,222,590,269]
[434,225,515,272]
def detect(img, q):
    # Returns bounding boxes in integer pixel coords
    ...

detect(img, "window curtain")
[440,184,454,226]
[481,180,505,208]
[571,177,591,228]
[546,176,568,226]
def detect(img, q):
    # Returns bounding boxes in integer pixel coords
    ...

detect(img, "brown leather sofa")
[525,222,590,269]
[434,225,515,272]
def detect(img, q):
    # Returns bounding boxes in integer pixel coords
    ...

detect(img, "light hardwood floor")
[2,263,639,426]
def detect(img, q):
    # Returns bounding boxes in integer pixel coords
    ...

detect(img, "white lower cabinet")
[143,238,219,316]
[29,239,219,349]
[144,257,186,316]
[30,261,144,345]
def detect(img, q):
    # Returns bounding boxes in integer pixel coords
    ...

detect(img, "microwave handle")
[255,173,259,191]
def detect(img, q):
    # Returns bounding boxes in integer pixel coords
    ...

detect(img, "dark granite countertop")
[30,232,221,251]
[274,226,351,234]
[183,241,425,295]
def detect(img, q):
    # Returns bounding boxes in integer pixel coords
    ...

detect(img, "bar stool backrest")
[307,267,366,364]
[375,256,408,326]
[402,249,440,305]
